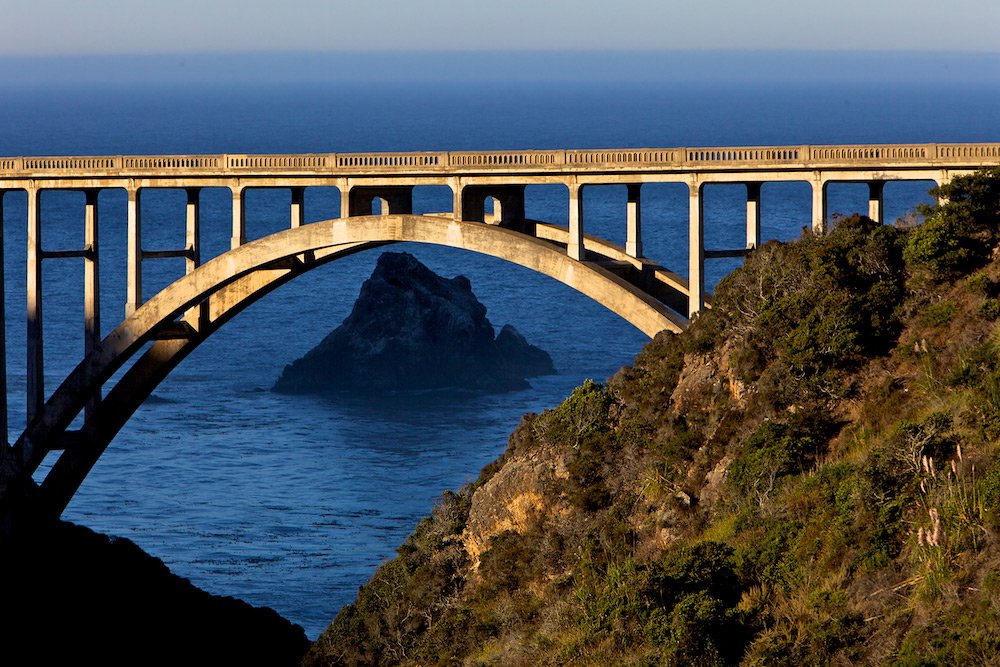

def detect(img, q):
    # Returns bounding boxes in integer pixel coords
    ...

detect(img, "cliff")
[274,252,554,394]
[304,168,1000,665]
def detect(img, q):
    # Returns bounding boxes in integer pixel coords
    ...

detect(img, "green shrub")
[728,421,817,503]
[548,379,615,445]
[920,301,958,327]
[646,542,742,609]
[713,214,905,403]
[967,271,991,294]
[906,167,1000,281]
[979,298,1000,321]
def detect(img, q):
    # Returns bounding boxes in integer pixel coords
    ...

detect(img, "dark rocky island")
[274,252,554,394]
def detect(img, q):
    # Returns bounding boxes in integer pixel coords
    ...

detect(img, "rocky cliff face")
[273,252,554,394]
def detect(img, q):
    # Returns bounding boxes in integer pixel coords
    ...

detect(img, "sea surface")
[1,78,998,637]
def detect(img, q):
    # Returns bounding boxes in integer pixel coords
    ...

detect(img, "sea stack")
[273,252,555,394]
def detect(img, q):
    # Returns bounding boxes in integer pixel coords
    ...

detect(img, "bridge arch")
[8,214,682,522]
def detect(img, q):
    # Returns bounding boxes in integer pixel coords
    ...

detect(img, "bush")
[728,421,817,504]
[920,301,957,327]
[713,215,905,403]
[906,167,1000,281]
[979,298,1000,321]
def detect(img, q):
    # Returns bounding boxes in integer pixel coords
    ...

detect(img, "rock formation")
[273,252,554,394]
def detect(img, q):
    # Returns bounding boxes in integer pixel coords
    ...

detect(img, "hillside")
[305,168,1000,666]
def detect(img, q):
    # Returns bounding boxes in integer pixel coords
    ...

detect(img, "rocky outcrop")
[273,252,555,394]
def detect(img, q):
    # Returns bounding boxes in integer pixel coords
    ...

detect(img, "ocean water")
[1,79,998,637]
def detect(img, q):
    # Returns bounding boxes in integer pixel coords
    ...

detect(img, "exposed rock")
[273,252,555,394]
[461,439,571,569]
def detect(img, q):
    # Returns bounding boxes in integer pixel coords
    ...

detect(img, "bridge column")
[0,192,7,442]
[568,182,585,261]
[381,188,413,215]
[746,182,762,249]
[290,187,305,228]
[626,184,642,258]
[182,188,203,330]
[126,187,142,317]
[868,181,885,223]
[185,188,201,275]
[84,189,101,418]
[27,186,43,423]
[811,175,828,234]
[688,180,705,318]
[936,170,953,205]
[344,186,413,216]
[451,181,466,222]
[230,184,246,249]
[458,189,485,222]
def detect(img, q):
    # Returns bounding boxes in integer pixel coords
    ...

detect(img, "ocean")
[1,75,998,637]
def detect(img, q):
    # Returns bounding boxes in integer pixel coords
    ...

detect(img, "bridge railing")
[124,155,224,170]
[937,144,1000,159]
[335,153,441,168]
[1,143,999,179]
[808,144,932,161]
[449,150,560,167]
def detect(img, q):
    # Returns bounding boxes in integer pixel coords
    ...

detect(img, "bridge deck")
[0,143,998,182]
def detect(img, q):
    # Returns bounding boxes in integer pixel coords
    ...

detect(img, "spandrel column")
[688,180,704,318]
[126,186,142,317]
[746,182,762,249]
[84,189,101,418]
[868,181,885,223]
[231,184,246,249]
[811,175,828,235]
[27,187,43,423]
[626,183,642,258]
[0,191,7,442]
[568,182,584,261]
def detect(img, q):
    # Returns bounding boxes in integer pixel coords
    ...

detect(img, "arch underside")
[7,214,687,519]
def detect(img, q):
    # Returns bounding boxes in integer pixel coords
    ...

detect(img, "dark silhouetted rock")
[0,520,310,666]
[273,252,555,394]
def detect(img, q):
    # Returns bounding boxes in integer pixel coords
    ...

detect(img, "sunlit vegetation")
[304,167,1000,666]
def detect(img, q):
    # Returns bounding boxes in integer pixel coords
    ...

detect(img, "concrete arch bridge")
[0,141,997,529]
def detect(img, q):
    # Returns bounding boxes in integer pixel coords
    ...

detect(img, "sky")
[1,0,998,56]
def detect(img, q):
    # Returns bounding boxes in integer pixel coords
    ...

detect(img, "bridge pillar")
[626,184,642,258]
[688,180,704,318]
[290,187,305,228]
[493,187,527,229]
[568,182,585,261]
[868,181,885,223]
[185,188,201,275]
[810,175,828,234]
[936,170,953,205]
[84,189,101,418]
[126,187,142,317]
[230,184,246,249]
[345,186,413,216]
[183,188,204,329]
[0,192,7,442]
[458,188,485,222]
[27,187,43,423]
[455,185,527,230]
[746,182,762,249]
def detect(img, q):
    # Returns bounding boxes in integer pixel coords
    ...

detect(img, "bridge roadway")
[0,142,998,529]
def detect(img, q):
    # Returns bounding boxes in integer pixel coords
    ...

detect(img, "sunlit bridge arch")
[6,213,685,522]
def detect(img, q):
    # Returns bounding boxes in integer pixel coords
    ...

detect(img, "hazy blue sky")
[2,0,998,55]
